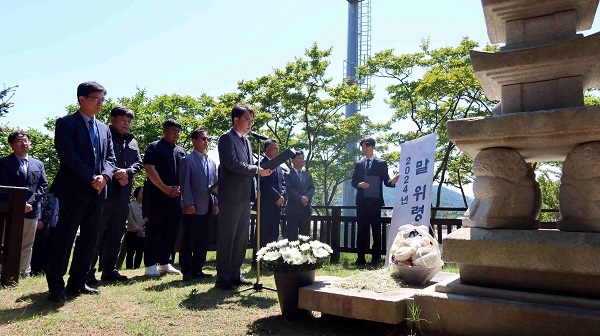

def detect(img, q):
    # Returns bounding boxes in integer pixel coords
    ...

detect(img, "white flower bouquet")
[256,235,333,273]
[388,224,443,284]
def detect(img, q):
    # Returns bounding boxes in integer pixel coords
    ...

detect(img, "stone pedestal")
[428,1,600,334]
[414,275,600,336]
[442,228,600,296]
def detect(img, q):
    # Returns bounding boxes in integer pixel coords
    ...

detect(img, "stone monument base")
[414,275,600,336]
[442,227,600,297]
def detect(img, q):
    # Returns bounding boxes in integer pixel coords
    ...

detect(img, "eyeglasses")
[239,117,254,124]
[198,136,210,141]
[87,96,105,104]
[13,139,30,144]
[166,127,181,134]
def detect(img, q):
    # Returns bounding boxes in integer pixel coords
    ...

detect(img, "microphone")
[249,131,268,140]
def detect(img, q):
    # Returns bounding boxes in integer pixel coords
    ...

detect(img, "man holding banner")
[351,137,400,266]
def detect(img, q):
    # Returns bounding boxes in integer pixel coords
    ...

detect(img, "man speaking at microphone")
[216,103,272,290]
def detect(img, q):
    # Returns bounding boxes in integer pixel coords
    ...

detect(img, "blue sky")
[3,0,599,134]
[1,0,489,132]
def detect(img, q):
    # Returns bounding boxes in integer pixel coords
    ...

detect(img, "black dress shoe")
[66,284,100,296]
[48,290,67,303]
[182,274,194,282]
[194,271,212,279]
[215,279,233,290]
[354,259,367,266]
[101,270,128,282]
[231,277,253,287]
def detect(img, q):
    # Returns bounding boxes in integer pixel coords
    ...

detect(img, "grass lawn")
[0,252,456,335]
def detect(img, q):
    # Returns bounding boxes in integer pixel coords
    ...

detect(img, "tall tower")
[342,0,372,210]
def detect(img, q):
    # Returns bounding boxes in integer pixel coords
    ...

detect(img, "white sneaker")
[145,265,160,277]
[157,264,181,274]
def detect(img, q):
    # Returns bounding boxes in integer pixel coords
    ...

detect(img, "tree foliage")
[0,84,18,117]
[358,37,497,207]
[238,43,382,207]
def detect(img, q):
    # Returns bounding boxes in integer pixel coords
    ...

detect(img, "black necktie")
[19,158,27,177]
[241,136,250,163]
[365,159,371,173]
[88,119,100,172]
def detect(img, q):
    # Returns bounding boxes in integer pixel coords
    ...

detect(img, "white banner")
[385,133,437,265]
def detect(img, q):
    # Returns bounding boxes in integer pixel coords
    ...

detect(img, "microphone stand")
[236,134,276,294]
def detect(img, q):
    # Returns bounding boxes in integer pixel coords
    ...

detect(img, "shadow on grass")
[179,284,278,311]
[247,312,408,336]
[0,291,63,325]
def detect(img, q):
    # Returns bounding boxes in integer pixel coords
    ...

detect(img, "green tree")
[358,37,497,207]
[238,43,381,207]
[0,84,18,117]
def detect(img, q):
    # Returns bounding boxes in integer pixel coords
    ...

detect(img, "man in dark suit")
[179,127,219,281]
[252,139,285,264]
[46,81,115,303]
[143,119,186,277]
[284,151,314,241]
[216,103,272,290]
[0,131,48,277]
[351,137,399,266]
[88,105,143,284]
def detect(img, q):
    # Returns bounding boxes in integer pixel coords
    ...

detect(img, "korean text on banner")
[385,133,437,266]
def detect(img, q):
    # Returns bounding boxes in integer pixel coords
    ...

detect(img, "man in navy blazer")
[284,152,314,241]
[46,81,115,303]
[179,127,219,281]
[351,137,399,266]
[252,139,285,264]
[0,131,48,277]
[216,103,272,290]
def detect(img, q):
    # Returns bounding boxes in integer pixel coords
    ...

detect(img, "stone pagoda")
[414,1,600,335]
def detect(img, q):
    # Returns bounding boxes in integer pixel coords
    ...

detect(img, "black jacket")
[107,126,143,200]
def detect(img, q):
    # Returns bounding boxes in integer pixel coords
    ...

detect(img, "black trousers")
[31,226,52,275]
[179,209,212,276]
[144,197,182,267]
[356,202,383,262]
[216,200,250,283]
[125,231,144,269]
[46,195,102,292]
[284,210,311,241]
[90,198,129,274]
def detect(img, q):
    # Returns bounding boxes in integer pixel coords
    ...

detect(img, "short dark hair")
[264,139,277,152]
[77,81,106,103]
[162,119,181,129]
[359,137,376,147]
[292,151,304,160]
[8,131,29,144]
[133,186,143,199]
[231,103,254,124]
[191,127,208,139]
[110,105,135,119]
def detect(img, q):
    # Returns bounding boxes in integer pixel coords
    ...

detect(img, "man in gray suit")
[179,127,219,281]
[284,152,315,240]
[216,103,272,290]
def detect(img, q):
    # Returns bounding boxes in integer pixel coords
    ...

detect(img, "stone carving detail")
[560,141,600,232]
[464,148,541,229]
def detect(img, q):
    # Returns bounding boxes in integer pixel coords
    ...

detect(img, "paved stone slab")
[297,272,455,324]
[436,276,600,311]
[414,279,600,336]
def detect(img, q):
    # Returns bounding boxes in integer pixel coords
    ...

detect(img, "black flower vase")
[273,269,316,317]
